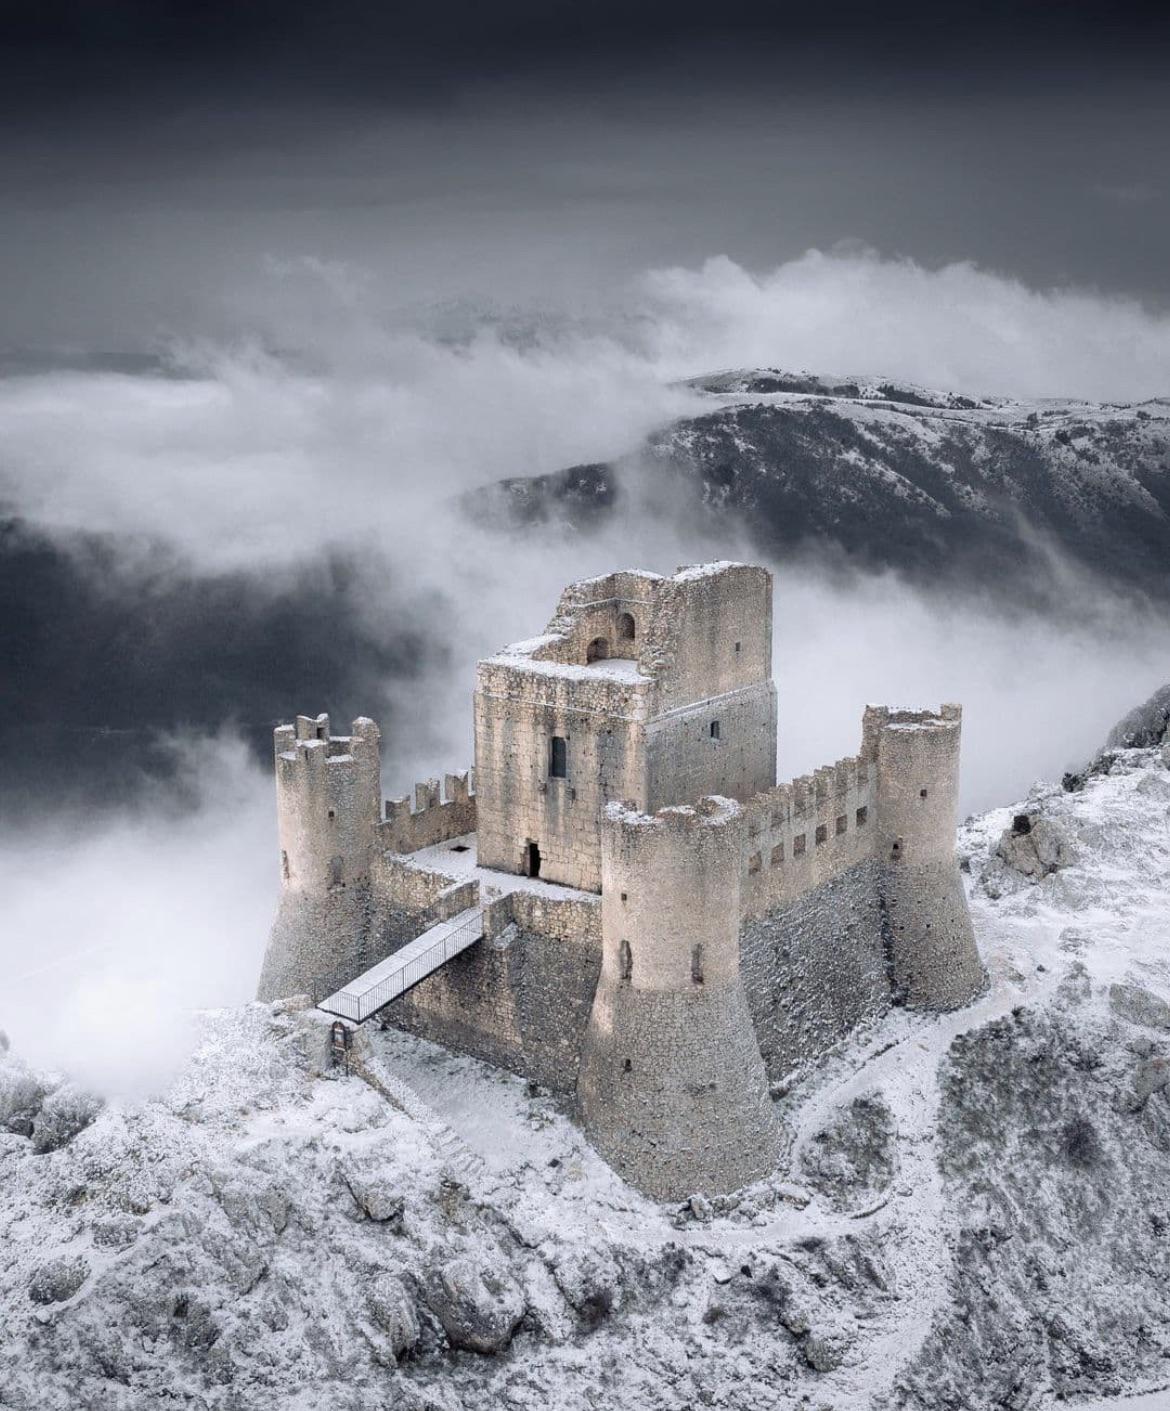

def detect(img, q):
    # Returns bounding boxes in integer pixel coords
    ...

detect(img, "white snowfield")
[3,746,1170,1409]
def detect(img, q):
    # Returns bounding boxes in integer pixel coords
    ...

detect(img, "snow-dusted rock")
[549,1241,623,1326]
[0,1060,49,1136]
[426,1254,527,1354]
[29,1256,89,1305]
[368,1273,421,1358]
[30,1084,102,1153]
[1110,982,1170,1031]
[1106,683,1170,750]
[993,809,1074,882]
[799,1092,897,1215]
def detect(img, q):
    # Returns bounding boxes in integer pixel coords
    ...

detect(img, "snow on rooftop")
[484,651,651,685]
[671,559,749,582]
[397,833,599,903]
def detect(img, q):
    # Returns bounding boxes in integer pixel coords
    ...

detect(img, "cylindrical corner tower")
[257,714,382,1003]
[577,797,782,1200]
[869,705,983,1009]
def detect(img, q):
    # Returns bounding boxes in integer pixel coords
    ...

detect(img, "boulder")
[802,1328,851,1372]
[29,1256,89,1305]
[368,1274,420,1358]
[1120,1056,1170,1113]
[550,1243,623,1327]
[995,812,1073,881]
[428,1255,526,1354]
[269,994,314,1015]
[0,1063,50,1137]
[1110,984,1170,1032]
[1137,771,1170,801]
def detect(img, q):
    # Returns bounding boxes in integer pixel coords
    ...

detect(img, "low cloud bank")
[4,247,1170,1092]
[643,249,1170,400]
[0,736,273,1094]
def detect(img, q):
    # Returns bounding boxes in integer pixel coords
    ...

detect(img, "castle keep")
[258,562,983,1199]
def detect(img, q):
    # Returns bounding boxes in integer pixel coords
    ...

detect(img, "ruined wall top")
[478,561,772,719]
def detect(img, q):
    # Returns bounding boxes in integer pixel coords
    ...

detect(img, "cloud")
[642,248,1170,399]
[0,735,273,1095]
[5,248,1170,1092]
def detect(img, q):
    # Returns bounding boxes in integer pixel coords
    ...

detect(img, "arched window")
[619,938,633,982]
[617,612,635,641]
[586,636,610,663]
[710,720,721,740]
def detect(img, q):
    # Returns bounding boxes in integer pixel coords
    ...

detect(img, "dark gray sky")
[1,1,1167,350]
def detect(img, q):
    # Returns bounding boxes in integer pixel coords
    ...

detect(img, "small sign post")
[330,1020,352,1077]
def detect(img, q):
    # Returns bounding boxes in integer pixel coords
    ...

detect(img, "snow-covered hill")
[4,731,1170,1409]
[465,370,1170,610]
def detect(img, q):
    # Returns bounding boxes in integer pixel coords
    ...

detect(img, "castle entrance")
[525,840,541,877]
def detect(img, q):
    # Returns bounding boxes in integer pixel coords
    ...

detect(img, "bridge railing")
[323,907,484,1024]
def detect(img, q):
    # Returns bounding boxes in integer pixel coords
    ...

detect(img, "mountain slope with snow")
[466,372,1170,610]
[4,730,1170,1408]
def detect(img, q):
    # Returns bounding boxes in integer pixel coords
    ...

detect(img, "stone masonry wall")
[645,682,777,811]
[739,860,889,1082]
[474,659,647,891]
[579,798,781,1199]
[378,772,476,855]
[379,889,603,1095]
[741,755,876,918]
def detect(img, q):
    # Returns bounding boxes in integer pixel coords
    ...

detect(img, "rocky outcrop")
[799,1092,897,1215]
[464,378,1170,613]
[993,810,1074,882]
[1106,684,1170,750]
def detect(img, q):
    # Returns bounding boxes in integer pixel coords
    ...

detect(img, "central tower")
[473,563,778,892]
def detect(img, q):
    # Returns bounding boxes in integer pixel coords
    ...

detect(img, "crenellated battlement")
[274,714,380,769]
[379,770,478,854]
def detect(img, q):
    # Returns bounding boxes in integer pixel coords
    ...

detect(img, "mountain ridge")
[464,369,1170,610]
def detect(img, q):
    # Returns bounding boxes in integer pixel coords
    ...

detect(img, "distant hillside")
[464,370,1170,608]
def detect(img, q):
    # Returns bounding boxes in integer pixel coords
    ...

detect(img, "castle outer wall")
[257,561,984,1203]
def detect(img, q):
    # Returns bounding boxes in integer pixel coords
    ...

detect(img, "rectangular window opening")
[793,834,806,857]
[771,842,785,866]
[710,720,721,740]
[836,814,847,836]
[549,735,568,779]
[815,824,828,846]
[856,806,869,827]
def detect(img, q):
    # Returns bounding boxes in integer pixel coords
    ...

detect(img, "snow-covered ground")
[4,743,1170,1409]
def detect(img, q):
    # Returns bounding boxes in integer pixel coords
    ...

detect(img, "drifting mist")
[4,249,1170,1090]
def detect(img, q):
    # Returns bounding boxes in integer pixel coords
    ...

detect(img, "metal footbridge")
[318,906,484,1024]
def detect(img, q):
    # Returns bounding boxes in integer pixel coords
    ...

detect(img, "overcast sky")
[1,1,1167,351]
[4,2,1170,1083]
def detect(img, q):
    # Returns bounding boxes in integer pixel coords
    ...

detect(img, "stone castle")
[258,562,984,1199]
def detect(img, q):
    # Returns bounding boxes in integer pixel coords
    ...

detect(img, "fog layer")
[3,251,1169,1091]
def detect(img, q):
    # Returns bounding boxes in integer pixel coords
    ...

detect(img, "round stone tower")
[256,714,381,1002]
[577,797,782,1200]
[864,704,984,1009]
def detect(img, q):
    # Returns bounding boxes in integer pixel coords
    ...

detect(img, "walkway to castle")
[318,906,484,1024]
